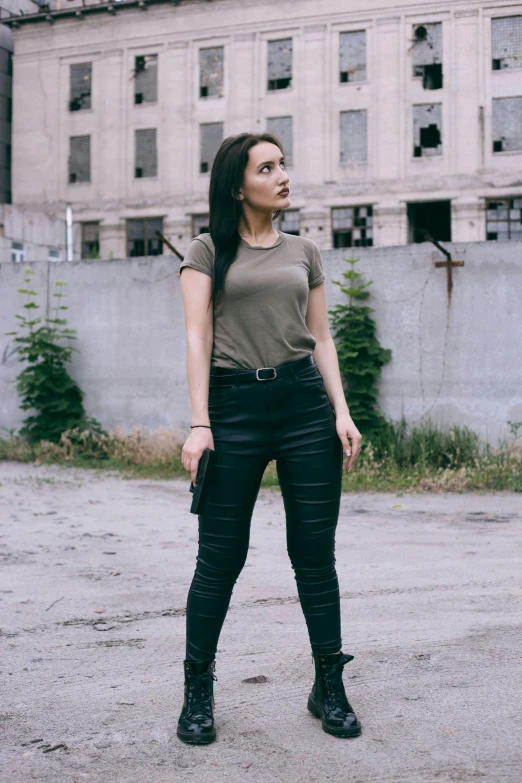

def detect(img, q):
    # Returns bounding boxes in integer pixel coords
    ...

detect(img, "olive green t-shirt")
[179,230,326,369]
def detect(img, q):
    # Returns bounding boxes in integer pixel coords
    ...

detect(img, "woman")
[177,132,362,745]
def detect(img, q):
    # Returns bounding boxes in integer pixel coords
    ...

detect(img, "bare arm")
[179,266,215,483]
[305,282,362,472]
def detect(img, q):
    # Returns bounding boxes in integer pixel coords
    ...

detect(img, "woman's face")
[239,141,290,213]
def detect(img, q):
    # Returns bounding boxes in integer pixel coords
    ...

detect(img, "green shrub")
[328,257,392,438]
[5,266,105,444]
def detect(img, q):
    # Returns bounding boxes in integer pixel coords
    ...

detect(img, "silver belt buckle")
[256,367,277,381]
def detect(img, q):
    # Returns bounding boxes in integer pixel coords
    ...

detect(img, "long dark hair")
[207,131,284,310]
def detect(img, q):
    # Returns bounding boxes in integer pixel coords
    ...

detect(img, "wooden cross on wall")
[421,230,464,299]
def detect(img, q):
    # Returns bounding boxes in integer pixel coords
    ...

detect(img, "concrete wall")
[1,239,521,444]
[0,203,69,262]
[7,0,522,255]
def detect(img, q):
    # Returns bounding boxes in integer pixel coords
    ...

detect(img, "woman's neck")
[238,209,278,248]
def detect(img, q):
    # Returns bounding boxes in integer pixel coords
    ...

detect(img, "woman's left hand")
[335,412,362,472]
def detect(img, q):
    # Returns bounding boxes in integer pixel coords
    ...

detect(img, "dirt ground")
[1,460,521,783]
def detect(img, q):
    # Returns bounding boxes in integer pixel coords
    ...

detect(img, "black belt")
[209,355,314,386]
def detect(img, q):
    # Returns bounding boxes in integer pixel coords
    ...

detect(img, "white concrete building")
[5,0,522,258]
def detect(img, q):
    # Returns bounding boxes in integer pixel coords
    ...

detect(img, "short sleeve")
[308,242,325,289]
[179,236,214,278]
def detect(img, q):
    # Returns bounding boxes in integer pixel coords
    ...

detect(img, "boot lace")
[323,653,354,713]
[186,670,217,718]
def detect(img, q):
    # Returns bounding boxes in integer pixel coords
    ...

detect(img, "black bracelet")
[191,425,211,429]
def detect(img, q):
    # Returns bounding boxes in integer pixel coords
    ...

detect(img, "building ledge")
[3,0,209,27]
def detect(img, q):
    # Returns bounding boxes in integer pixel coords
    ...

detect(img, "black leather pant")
[185,356,344,662]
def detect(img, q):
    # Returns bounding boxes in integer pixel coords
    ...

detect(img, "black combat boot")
[176,658,217,745]
[308,651,362,738]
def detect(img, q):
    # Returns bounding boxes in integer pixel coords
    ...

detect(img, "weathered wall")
[1,240,521,444]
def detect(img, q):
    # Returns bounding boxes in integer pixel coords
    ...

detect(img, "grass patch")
[1,420,521,493]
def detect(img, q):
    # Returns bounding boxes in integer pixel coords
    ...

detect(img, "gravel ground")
[1,460,521,783]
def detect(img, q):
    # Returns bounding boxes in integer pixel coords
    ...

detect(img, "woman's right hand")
[182,426,215,484]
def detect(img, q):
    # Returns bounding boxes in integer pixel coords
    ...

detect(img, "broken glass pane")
[492,15,522,70]
[493,97,522,151]
[267,38,292,90]
[200,47,224,98]
[70,63,91,111]
[332,206,373,247]
[412,22,443,88]
[339,30,366,82]
[413,104,442,156]
[134,54,158,104]
[486,197,522,239]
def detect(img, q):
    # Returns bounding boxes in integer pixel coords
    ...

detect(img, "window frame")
[81,222,100,259]
[491,15,522,72]
[68,134,91,184]
[198,45,225,100]
[331,205,373,248]
[69,62,92,112]
[133,54,159,106]
[199,122,224,175]
[126,217,164,257]
[134,128,158,179]
[339,109,369,165]
[266,37,293,93]
[339,29,367,85]
[485,197,522,240]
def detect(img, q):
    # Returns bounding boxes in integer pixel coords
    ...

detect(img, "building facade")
[5,0,522,258]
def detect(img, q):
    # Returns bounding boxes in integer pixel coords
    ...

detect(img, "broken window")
[274,209,300,236]
[135,129,157,178]
[339,30,366,83]
[332,206,373,248]
[134,54,158,105]
[486,198,522,240]
[492,16,522,70]
[413,104,442,157]
[192,214,210,237]
[200,122,223,174]
[266,116,293,166]
[11,241,25,263]
[68,135,91,183]
[127,217,163,257]
[267,38,292,91]
[81,222,100,258]
[407,201,451,243]
[199,47,224,99]
[492,96,522,152]
[411,23,443,89]
[340,110,368,163]
[69,63,92,111]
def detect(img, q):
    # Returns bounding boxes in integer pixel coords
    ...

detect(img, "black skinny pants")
[185,355,344,662]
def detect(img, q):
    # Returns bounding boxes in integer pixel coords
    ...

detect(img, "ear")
[231,188,244,201]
